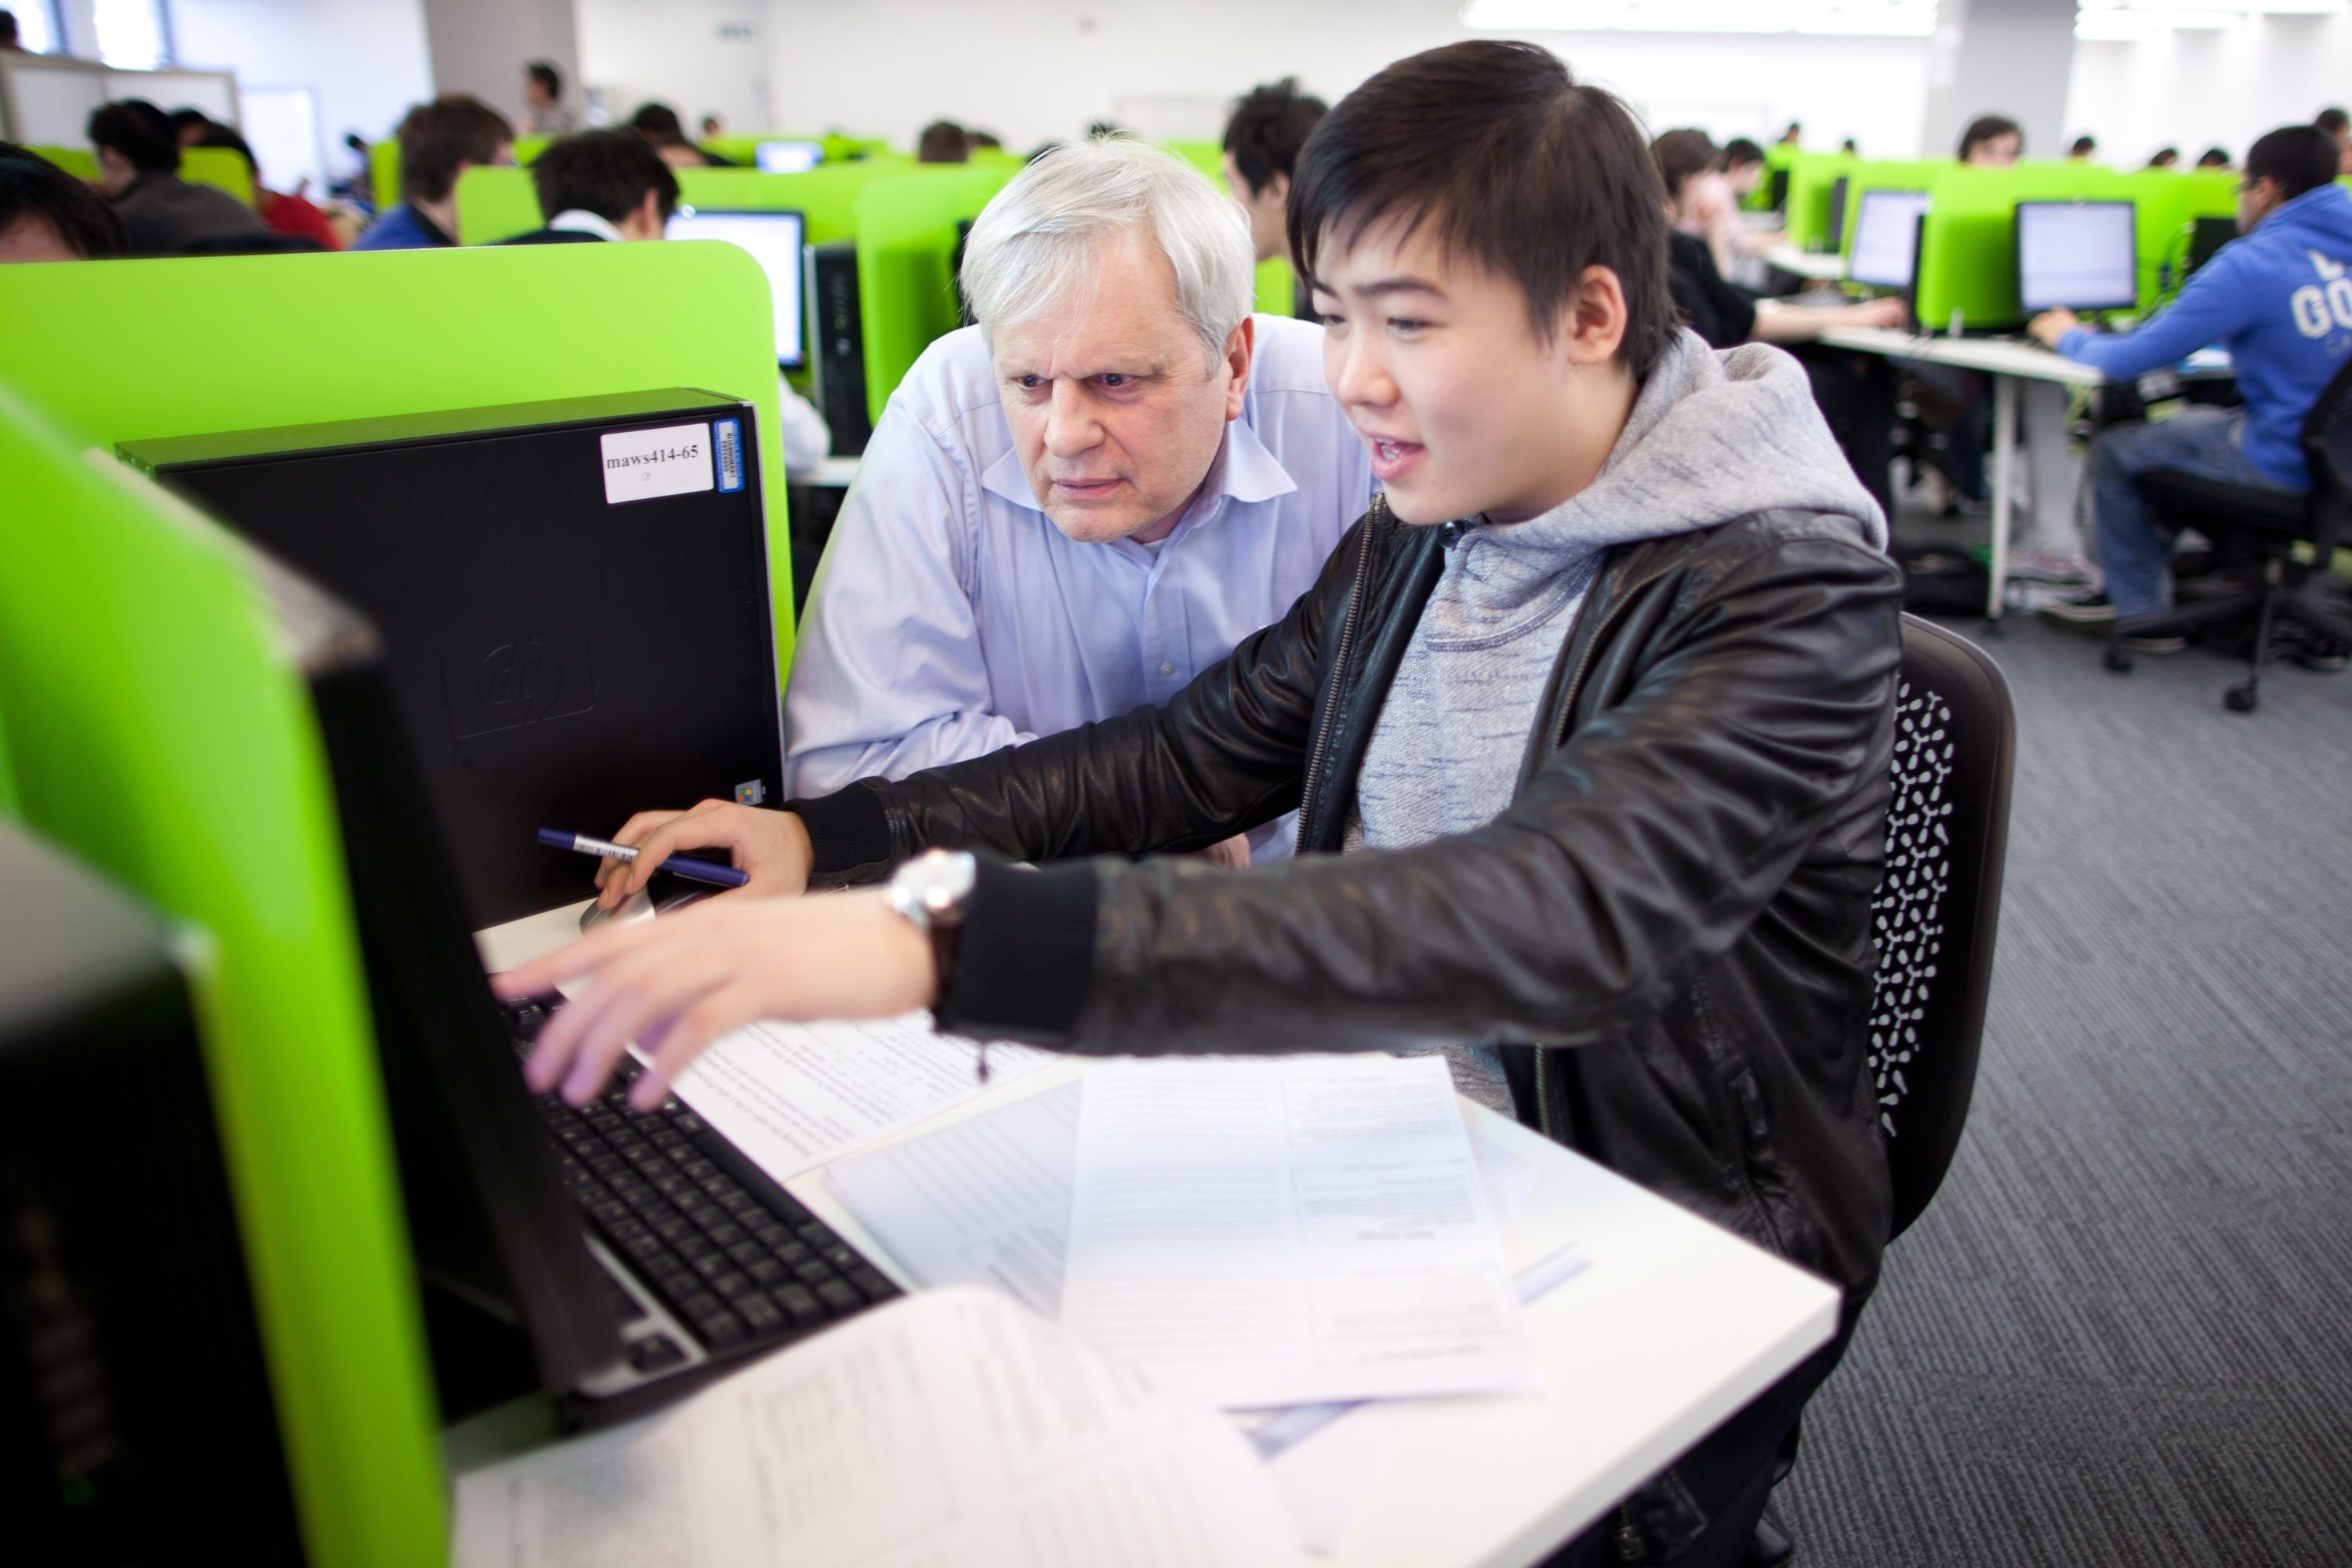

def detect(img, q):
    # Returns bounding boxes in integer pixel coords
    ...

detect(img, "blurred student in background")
[2198,147,2233,171]
[916,120,971,164]
[354,95,511,250]
[504,130,833,475]
[632,103,724,169]
[87,100,266,256]
[519,61,578,137]
[1958,114,2022,165]
[1221,77,1327,316]
[2069,135,2097,162]
[2147,147,2180,170]
[1,142,124,260]
[189,123,340,249]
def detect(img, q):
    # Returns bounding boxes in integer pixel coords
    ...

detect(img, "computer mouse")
[579,887,655,933]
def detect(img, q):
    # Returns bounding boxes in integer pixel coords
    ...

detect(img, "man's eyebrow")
[1350,276,1446,299]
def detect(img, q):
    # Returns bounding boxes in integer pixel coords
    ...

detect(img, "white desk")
[1816,326,2104,619]
[1760,244,1846,282]
[459,902,1841,1568]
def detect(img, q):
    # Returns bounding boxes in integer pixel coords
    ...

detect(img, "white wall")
[742,0,1933,157]
[419,0,576,129]
[166,0,432,173]
[2067,14,2352,172]
[576,0,775,134]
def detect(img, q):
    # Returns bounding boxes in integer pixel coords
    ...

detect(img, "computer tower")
[807,241,874,456]
[0,822,304,1564]
[121,391,787,930]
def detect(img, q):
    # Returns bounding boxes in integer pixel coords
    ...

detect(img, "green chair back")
[0,379,441,1567]
[182,143,256,207]
[28,142,99,180]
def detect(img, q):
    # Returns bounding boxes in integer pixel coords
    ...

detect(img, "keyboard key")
[793,1259,833,1287]
[691,1253,731,1281]
[772,1284,822,1327]
[737,1294,783,1331]
[848,1267,898,1303]
[699,1312,748,1349]
[710,1272,753,1299]
[821,1244,858,1272]
[751,1222,791,1249]
[747,1258,786,1284]
[815,1279,860,1316]
[794,1221,832,1246]
[676,1235,716,1261]
[707,1221,746,1247]
[726,1240,765,1268]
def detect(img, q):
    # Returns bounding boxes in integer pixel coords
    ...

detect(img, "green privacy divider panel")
[1782,152,1859,252]
[456,158,921,252]
[30,142,98,179]
[183,144,257,206]
[1257,254,1298,316]
[0,380,443,1566]
[453,164,543,244]
[1166,139,1225,183]
[1913,164,2151,330]
[822,132,896,162]
[0,242,796,673]
[29,142,251,205]
[854,164,1021,424]
[371,136,398,210]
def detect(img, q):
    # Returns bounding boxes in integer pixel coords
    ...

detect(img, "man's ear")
[1221,314,1257,421]
[1263,169,1290,209]
[630,187,666,240]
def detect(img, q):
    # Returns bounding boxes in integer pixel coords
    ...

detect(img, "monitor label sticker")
[714,418,745,492]
[601,422,716,504]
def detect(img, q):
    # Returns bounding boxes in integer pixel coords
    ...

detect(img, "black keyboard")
[506,1000,899,1375]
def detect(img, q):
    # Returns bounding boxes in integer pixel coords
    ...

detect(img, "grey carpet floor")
[1780,608,2352,1566]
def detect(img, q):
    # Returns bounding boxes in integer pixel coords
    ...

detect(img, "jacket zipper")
[1299,497,1381,846]
[1530,556,1682,1145]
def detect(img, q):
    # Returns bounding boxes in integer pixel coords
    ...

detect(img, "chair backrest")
[2298,353,2352,560]
[1866,615,2016,1240]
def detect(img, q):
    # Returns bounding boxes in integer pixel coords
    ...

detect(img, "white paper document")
[452,1287,1297,1568]
[825,1077,1540,1321]
[1063,1055,1537,1410]
[662,1012,1047,1183]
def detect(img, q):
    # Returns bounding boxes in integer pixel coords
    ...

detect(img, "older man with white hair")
[775,136,1371,862]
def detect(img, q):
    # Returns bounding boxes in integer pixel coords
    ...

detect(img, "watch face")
[900,849,976,918]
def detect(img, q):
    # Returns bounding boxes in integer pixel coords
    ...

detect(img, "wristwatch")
[887,848,977,1003]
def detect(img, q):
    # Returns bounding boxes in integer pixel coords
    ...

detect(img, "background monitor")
[755,140,822,175]
[2016,201,2139,314]
[666,206,807,368]
[1823,175,1850,254]
[1849,189,1933,290]
[2186,216,2238,278]
[1766,167,1790,214]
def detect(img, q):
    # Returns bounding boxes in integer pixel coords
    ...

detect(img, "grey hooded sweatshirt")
[1345,329,1889,1111]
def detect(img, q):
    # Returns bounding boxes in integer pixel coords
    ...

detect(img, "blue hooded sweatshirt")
[2056,183,2352,489]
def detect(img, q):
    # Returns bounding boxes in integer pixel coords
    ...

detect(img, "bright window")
[92,0,172,69]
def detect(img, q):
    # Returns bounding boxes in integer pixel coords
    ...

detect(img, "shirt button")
[1158,662,1176,677]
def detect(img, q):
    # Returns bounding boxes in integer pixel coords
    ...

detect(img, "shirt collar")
[977,412,1298,515]
[548,209,626,242]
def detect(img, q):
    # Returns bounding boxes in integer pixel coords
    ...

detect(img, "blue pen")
[536,827,751,889]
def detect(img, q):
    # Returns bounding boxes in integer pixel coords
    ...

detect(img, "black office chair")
[2105,357,2352,713]
[1867,614,2016,1240]
[1754,616,2016,1566]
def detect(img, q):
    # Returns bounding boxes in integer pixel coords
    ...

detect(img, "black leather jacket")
[794,494,1904,1303]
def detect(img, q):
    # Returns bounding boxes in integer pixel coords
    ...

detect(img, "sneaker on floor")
[2038,591,2116,629]
[2118,630,2187,654]
[2277,624,2352,672]
[2007,547,2098,586]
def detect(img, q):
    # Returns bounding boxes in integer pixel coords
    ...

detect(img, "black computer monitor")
[1849,189,1932,290]
[754,140,822,174]
[1823,175,1850,254]
[1766,167,1790,214]
[2016,200,2139,314]
[2186,215,2238,278]
[951,216,977,327]
[665,206,808,368]
[122,391,786,928]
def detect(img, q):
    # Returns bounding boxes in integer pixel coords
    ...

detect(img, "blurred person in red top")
[189,122,339,249]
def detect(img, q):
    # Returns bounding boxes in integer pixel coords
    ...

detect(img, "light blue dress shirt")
[784,315,1374,857]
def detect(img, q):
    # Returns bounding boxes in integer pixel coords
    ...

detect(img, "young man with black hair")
[2070,134,2098,162]
[86,99,266,256]
[0,141,124,260]
[504,39,1901,1567]
[520,60,577,137]
[2318,107,2352,175]
[500,131,832,473]
[2034,125,2352,649]
[354,94,512,251]
[1221,76,1328,315]
[505,129,680,245]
